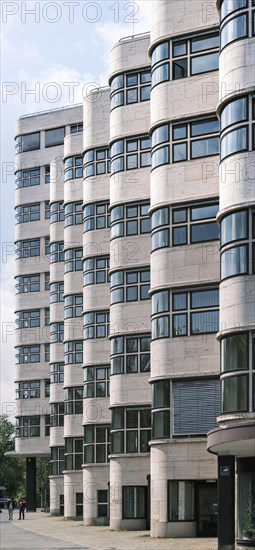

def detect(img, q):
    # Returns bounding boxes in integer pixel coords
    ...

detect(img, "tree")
[0,415,25,501]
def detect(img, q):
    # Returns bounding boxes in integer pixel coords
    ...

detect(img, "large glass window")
[152,118,219,169]
[220,207,255,279]
[111,335,150,375]
[50,323,64,343]
[15,132,40,153]
[168,481,195,521]
[64,295,83,319]
[16,416,40,437]
[221,245,248,279]
[64,156,83,181]
[152,202,219,250]
[64,387,83,415]
[111,136,151,174]
[152,287,219,340]
[16,345,40,364]
[50,282,64,303]
[110,70,151,110]
[16,380,40,399]
[64,248,83,272]
[111,269,150,303]
[15,203,40,223]
[45,127,65,147]
[220,95,255,160]
[64,341,83,365]
[65,438,83,470]
[221,333,248,372]
[15,168,40,189]
[84,365,110,399]
[111,407,151,454]
[151,32,219,87]
[84,425,110,463]
[50,202,64,223]
[84,311,110,339]
[16,239,40,259]
[83,147,110,178]
[51,403,64,427]
[111,202,150,239]
[16,309,40,329]
[122,487,147,519]
[83,256,110,285]
[50,242,64,264]
[50,363,64,384]
[221,374,248,412]
[64,202,82,226]
[15,274,40,294]
[51,447,64,475]
[83,203,110,232]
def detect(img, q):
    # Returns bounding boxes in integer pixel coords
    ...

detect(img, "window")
[64,341,83,364]
[110,70,151,110]
[220,95,254,160]
[64,295,83,318]
[50,363,64,383]
[84,365,110,399]
[111,335,150,375]
[16,168,40,189]
[111,269,150,303]
[111,136,151,174]
[15,203,40,223]
[151,117,219,169]
[83,203,110,232]
[15,132,40,153]
[152,287,219,339]
[83,256,110,285]
[168,481,195,521]
[64,248,83,272]
[16,309,40,329]
[123,487,147,519]
[16,345,40,364]
[45,343,50,362]
[50,202,64,223]
[16,380,40,399]
[65,202,83,226]
[151,378,220,438]
[15,274,40,294]
[45,415,51,436]
[64,387,83,414]
[50,242,64,263]
[45,272,50,290]
[45,380,50,397]
[44,237,51,256]
[45,308,50,326]
[220,2,255,50]
[97,490,108,518]
[50,282,64,303]
[16,416,40,437]
[111,202,150,239]
[75,493,83,517]
[70,123,83,134]
[221,333,248,372]
[152,202,219,250]
[16,239,40,259]
[51,403,64,427]
[84,311,110,339]
[45,165,50,184]
[45,127,65,147]
[222,374,249,413]
[83,148,110,178]
[50,323,64,343]
[65,439,83,470]
[51,447,65,475]
[84,425,110,463]
[111,407,151,453]
[221,209,255,280]
[151,32,219,87]
[64,156,83,181]
[44,201,50,220]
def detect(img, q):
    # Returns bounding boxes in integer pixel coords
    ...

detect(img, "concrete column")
[218,456,235,550]
[26,457,36,512]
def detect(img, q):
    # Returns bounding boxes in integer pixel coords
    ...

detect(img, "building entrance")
[196,482,217,537]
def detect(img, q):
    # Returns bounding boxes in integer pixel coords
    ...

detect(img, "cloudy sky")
[0,0,152,419]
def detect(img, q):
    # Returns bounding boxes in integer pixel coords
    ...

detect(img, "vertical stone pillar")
[26,457,36,512]
[218,456,235,550]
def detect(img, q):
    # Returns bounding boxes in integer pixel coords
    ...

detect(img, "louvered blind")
[173,379,220,436]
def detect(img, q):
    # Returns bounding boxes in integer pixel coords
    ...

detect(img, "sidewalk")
[13,511,218,550]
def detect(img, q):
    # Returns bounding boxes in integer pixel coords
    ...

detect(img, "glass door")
[197,482,217,537]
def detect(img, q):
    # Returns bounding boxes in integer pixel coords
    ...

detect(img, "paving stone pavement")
[0,509,219,550]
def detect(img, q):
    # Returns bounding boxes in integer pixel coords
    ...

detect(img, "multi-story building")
[12,1,254,548]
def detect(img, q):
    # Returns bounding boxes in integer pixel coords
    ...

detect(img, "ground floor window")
[76,493,83,517]
[123,486,147,519]
[238,471,255,542]
[59,495,64,516]
[97,490,108,517]
[168,480,195,521]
